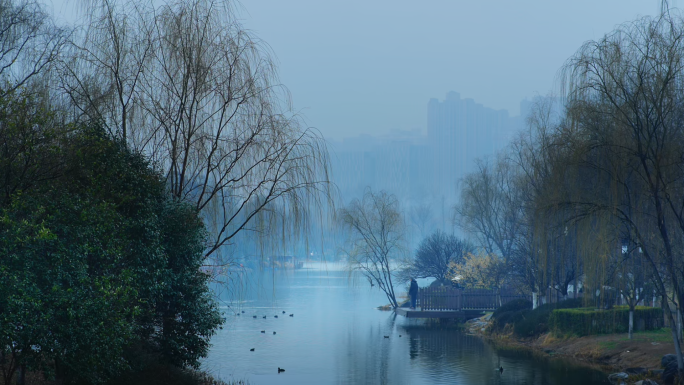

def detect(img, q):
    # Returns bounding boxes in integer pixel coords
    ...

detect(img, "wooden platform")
[395,307,486,319]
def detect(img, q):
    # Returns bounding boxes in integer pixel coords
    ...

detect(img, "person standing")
[409,278,418,309]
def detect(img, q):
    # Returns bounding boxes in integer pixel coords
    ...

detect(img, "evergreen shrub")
[512,298,584,337]
[490,299,532,332]
[490,298,584,337]
[493,299,532,317]
[549,306,663,336]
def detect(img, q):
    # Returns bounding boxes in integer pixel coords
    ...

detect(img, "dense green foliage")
[490,299,532,331]
[0,92,222,384]
[549,307,663,337]
[492,299,532,318]
[0,0,332,381]
[490,298,583,337]
[513,299,584,337]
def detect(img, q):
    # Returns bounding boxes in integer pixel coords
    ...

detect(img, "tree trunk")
[663,297,684,379]
[678,307,683,341]
[628,308,634,340]
[17,364,25,385]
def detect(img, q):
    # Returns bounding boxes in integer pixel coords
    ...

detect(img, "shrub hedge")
[489,298,584,337]
[549,306,663,336]
[493,299,532,317]
[511,298,584,337]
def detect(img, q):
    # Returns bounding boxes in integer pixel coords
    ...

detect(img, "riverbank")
[9,365,242,385]
[466,314,675,382]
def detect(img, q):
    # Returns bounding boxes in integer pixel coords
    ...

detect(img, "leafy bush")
[489,298,584,337]
[490,299,532,333]
[512,298,585,337]
[0,126,222,384]
[493,299,532,318]
[549,306,663,336]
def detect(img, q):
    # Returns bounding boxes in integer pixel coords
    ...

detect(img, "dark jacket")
[409,280,418,296]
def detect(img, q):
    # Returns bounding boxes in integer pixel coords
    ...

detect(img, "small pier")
[395,287,528,319]
[395,307,486,319]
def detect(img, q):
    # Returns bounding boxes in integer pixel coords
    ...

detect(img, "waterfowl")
[282,311,286,314]
[399,335,402,337]
[242,310,245,313]
[261,330,265,333]
[289,314,294,317]
[250,348,255,351]
[384,336,389,338]
[253,315,257,319]
[263,316,266,319]
[274,315,278,318]
[273,331,276,335]
[278,367,285,373]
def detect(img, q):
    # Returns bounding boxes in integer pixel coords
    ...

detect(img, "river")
[203,262,609,384]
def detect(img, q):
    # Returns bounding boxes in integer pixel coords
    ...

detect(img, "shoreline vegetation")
[0,0,332,381]
[7,365,243,385]
[465,312,674,384]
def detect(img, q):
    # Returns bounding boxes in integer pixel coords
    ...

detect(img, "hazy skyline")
[47,0,669,140]
[235,0,667,140]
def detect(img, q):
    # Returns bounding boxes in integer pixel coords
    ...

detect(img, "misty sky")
[236,0,666,140]
[48,0,668,140]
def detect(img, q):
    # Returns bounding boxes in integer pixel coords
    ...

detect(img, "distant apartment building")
[330,130,430,203]
[428,91,516,197]
[331,92,522,207]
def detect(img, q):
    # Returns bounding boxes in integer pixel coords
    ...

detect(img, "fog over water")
[205,263,608,385]
[4,0,681,383]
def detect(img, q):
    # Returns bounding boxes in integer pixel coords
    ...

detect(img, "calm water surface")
[203,263,609,385]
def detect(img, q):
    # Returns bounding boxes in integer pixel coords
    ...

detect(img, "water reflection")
[204,264,608,385]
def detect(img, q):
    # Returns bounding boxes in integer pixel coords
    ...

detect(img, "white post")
[532,292,538,310]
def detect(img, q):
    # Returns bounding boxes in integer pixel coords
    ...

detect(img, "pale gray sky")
[236,0,665,139]
[47,0,667,140]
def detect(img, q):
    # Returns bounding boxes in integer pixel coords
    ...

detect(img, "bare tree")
[339,189,405,309]
[409,203,433,239]
[0,0,70,206]
[510,96,573,307]
[400,230,472,283]
[0,0,68,97]
[60,0,332,266]
[454,154,525,299]
[58,0,152,143]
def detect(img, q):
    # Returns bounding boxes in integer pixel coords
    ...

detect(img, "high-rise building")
[427,91,515,197]
[331,92,521,211]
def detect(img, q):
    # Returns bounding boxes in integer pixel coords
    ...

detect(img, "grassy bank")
[467,300,677,383]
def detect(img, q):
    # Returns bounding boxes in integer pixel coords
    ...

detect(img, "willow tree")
[339,190,405,309]
[0,0,67,97]
[59,0,332,267]
[510,94,593,306]
[454,155,524,297]
[560,13,684,374]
